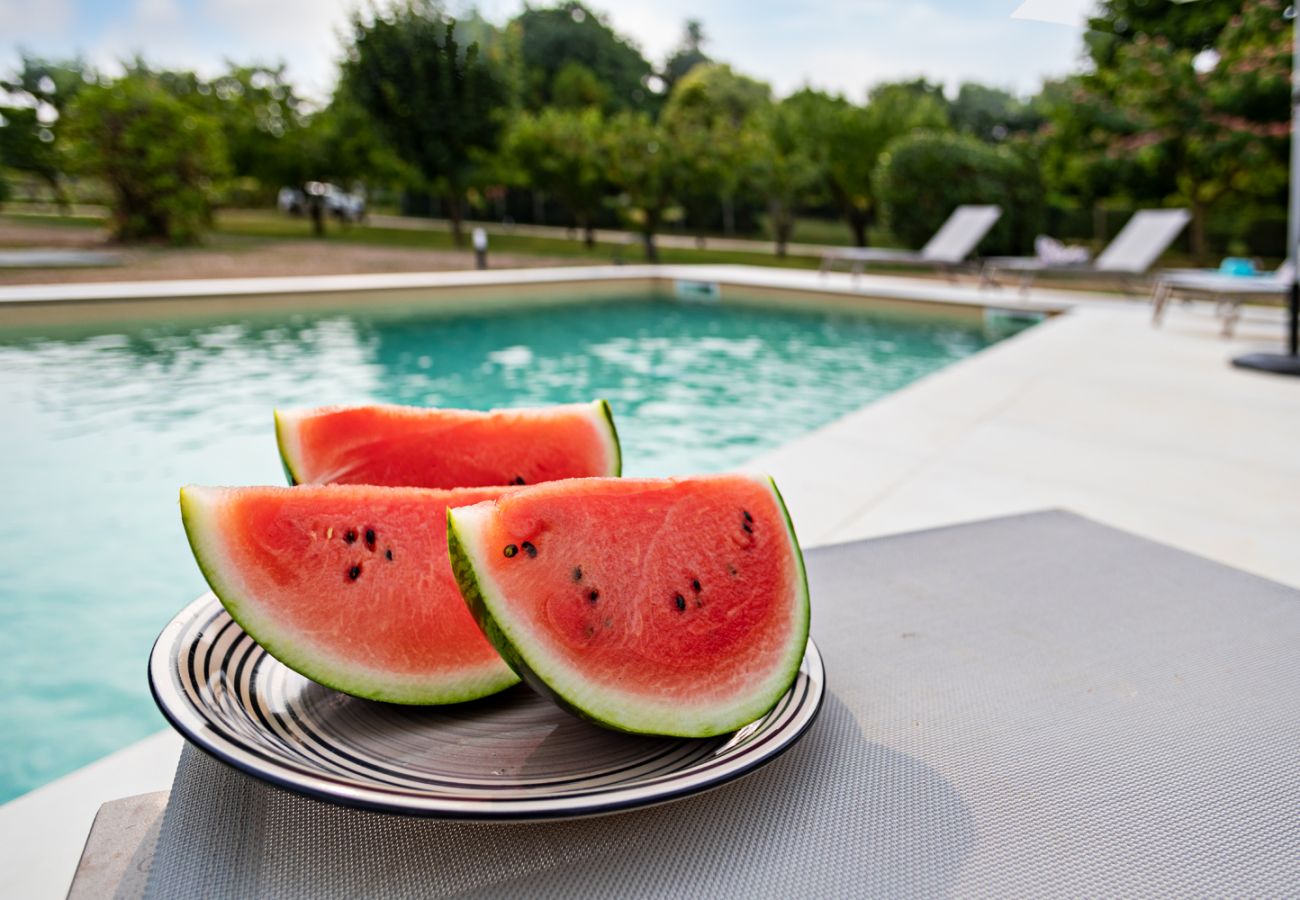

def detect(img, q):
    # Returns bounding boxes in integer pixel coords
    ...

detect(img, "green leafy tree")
[875,131,1044,256]
[550,61,612,110]
[342,2,513,244]
[785,83,948,247]
[602,111,679,261]
[205,64,309,202]
[662,20,710,92]
[949,82,1042,142]
[1060,0,1291,259]
[662,63,771,238]
[1085,0,1238,66]
[503,107,607,246]
[0,55,91,209]
[744,100,821,256]
[511,2,655,113]
[65,73,227,244]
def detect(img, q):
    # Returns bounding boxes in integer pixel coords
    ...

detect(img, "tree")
[662,20,710,92]
[602,111,678,261]
[661,63,771,238]
[1085,0,1238,67]
[342,2,513,244]
[511,2,655,113]
[0,55,91,210]
[785,84,947,247]
[551,61,611,110]
[65,73,227,244]
[204,64,309,203]
[949,83,1041,142]
[503,107,607,246]
[1059,0,1291,260]
[875,131,1045,256]
[744,101,821,256]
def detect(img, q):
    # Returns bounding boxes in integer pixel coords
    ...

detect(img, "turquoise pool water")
[0,293,1018,803]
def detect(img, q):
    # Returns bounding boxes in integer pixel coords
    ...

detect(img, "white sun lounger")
[982,209,1192,293]
[820,205,1002,279]
[1151,262,1292,337]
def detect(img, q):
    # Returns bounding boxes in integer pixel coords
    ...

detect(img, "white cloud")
[197,0,356,97]
[0,0,75,44]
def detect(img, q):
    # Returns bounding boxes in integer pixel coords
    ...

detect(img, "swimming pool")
[0,291,1020,803]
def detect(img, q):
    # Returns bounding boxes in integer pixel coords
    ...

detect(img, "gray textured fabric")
[145,511,1300,898]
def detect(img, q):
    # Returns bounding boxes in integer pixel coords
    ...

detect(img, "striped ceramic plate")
[149,593,826,820]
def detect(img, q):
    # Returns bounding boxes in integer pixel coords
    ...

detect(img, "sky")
[0,0,1093,102]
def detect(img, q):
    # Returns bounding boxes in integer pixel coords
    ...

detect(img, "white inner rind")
[181,486,518,704]
[584,399,622,477]
[451,474,810,737]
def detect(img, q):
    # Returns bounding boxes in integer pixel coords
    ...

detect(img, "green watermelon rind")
[446,475,811,738]
[596,398,623,477]
[273,400,622,486]
[179,486,521,706]
[272,409,303,485]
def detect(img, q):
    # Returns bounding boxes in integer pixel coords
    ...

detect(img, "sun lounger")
[1151,262,1292,337]
[981,209,1191,293]
[820,205,1002,280]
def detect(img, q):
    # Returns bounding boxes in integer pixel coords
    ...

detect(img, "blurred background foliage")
[0,0,1290,260]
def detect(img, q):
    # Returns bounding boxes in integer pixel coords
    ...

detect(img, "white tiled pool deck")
[3,264,1297,898]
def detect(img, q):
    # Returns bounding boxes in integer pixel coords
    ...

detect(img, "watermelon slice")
[274,400,621,488]
[446,474,810,737]
[180,484,521,704]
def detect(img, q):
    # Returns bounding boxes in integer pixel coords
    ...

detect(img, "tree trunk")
[532,190,545,226]
[848,210,869,248]
[579,213,595,249]
[771,201,790,257]
[309,198,325,238]
[44,173,71,215]
[721,195,736,236]
[1190,201,1208,266]
[446,191,465,247]
[642,229,659,263]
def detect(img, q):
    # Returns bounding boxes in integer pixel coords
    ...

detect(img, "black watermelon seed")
[675,594,686,612]
[365,528,376,548]
[348,564,362,581]
[728,564,738,576]
[385,549,393,561]
[512,475,526,485]
[521,541,537,558]
[742,522,754,534]
[344,530,357,544]
[743,510,753,523]
[589,589,599,603]
[573,566,583,582]
[503,544,518,558]
[692,578,702,592]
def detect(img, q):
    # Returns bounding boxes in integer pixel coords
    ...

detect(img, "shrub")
[875,131,1045,256]
[65,75,226,244]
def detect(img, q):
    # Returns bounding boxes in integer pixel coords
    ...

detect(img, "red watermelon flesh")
[447,474,809,737]
[274,400,621,488]
[180,484,521,704]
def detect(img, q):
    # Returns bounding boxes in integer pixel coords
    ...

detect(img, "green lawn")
[209,210,825,268]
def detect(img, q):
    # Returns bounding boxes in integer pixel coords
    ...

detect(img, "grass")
[209,210,827,268]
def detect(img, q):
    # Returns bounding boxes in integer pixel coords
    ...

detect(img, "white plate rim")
[148,592,826,820]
